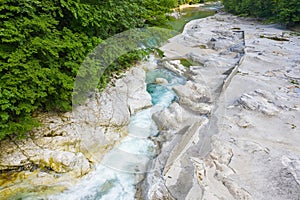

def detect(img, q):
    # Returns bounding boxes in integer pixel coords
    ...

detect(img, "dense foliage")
[178,0,217,5]
[222,0,300,27]
[0,0,178,139]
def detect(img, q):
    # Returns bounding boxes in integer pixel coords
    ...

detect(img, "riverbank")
[168,3,217,32]
[177,1,220,10]
[0,65,153,198]
[1,11,300,199]
[139,13,300,199]
[0,5,215,199]
[178,3,204,9]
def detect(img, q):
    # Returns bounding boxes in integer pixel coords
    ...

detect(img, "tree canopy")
[222,0,300,27]
[0,0,178,139]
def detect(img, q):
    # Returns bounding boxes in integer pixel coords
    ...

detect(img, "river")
[47,62,186,200]
[1,3,221,199]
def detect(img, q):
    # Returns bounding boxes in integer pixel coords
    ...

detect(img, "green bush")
[0,0,178,139]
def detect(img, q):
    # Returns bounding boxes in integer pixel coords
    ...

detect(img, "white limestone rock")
[160,60,186,76]
[126,67,152,115]
[173,81,213,114]
[152,102,203,132]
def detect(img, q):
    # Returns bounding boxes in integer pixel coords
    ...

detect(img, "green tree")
[222,0,300,26]
[0,0,178,139]
[277,0,300,26]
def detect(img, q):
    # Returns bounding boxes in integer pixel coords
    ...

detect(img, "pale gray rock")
[160,60,186,76]
[38,151,90,177]
[141,119,208,200]
[173,81,213,114]
[0,136,90,177]
[285,67,300,79]
[207,36,236,50]
[155,78,168,85]
[281,155,300,186]
[237,90,280,116]
[152,102,203,132]
[144,13,300,200]
[145,170,174,200]
[0,139,30,170]
[126,67,152,115]
[173,81,212,103]
[73,66,151,126]
[188,137,253,200]
[169,60,187,71]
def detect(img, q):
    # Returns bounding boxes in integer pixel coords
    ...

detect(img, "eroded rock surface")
[140,13,300,200]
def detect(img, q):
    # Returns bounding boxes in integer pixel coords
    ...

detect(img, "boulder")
[0,139,31,171]
[155,78,168,85]
[126,67,152,115]
[152,102,203,132]
[38,151,90,177]
[159,60,186,76]
[173,81,213,114]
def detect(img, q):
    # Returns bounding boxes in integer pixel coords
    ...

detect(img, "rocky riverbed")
[1,12,300,200]
[138,13,300,200]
